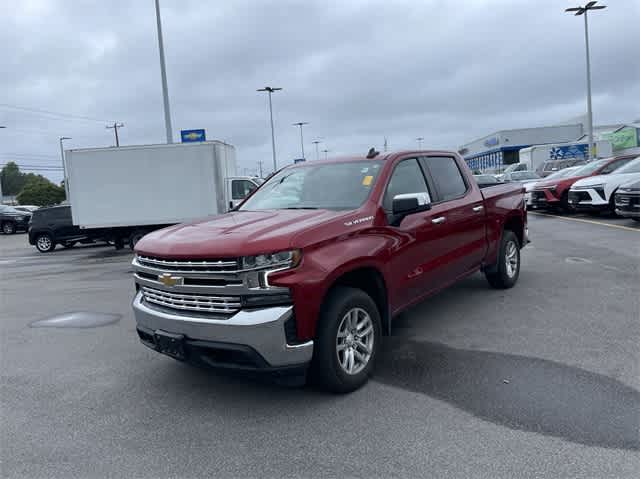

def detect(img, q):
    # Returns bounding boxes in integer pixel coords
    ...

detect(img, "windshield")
[544,167,578,180]
[239,160,384,211]
[0,205,20,214]
[613,157,640,174]
[571,159,610,176]
[511,171,541,180]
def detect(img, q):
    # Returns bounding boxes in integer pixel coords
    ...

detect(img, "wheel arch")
[322,266,391,336]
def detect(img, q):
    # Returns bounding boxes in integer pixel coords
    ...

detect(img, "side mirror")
[391,192,431,226]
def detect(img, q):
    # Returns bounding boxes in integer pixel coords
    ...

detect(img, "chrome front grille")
[141,286,241,315]
[136,255,239,273]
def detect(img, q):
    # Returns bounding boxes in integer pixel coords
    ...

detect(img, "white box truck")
[64,141,261,249]
[518,140,613,176]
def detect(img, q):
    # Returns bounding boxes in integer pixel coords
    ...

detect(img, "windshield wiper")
[282,206,320,210]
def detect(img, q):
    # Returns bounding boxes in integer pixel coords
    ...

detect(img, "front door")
[382,158,445,310]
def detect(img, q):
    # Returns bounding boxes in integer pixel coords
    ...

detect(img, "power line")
[0,103,116,123]
[0,152,59,159]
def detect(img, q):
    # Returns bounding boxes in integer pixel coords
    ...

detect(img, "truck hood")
[135,209,351,258]
[573,172,640,188]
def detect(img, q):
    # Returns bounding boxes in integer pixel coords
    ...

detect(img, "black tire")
[35,233,55,253]
[485,230,520,289]
[608,194,618,217]
[311,286,381,393]
[62,241,77,249]
[128,230,146,250]
[2,221,16,235]
[560,191,572,213]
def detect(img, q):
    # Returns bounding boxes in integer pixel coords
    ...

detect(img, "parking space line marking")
[529,211,640,232]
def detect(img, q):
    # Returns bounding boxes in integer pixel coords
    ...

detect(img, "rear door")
[419,155,487,279]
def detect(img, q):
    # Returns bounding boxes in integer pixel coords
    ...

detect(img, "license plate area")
[154,330,186,360]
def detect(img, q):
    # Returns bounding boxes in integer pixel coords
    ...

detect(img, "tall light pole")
[59,137,71,198]
[312,140,321,161]
[566,1,606,160]
[155,0,174,144]
[257,86,282,172]
[293,122,308,159]
[416,137,424,149]
[322,149,330,160]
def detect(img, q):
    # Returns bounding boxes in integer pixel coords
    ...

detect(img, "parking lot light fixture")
[565,1,607,160]
[257,86,283,172]
[293,122,308,160]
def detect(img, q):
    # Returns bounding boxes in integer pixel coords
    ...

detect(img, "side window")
[383,159,429,211]
[50,209,68,221]
[421,156,468,202]
[232,180,257,200]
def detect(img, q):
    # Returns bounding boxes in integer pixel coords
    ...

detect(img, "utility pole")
[59,136,71,199]
[257,86,282,172]
[155,0,174,143]
[383,137,388,152]
[312,140,321,161]
[322,149,330,160]
[565,1,606,160]
[106,122,124,147]
[0,127,4,198]
[293,122,308,159]
[416,137,424,149]
[257,160,263,178]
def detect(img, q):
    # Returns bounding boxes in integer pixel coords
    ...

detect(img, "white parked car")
[568,157,640,213]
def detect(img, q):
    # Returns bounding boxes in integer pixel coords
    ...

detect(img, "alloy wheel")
[336,307,375,375]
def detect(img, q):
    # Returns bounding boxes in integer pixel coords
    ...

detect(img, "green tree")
[0,161,27,196]
[16,175,66,206]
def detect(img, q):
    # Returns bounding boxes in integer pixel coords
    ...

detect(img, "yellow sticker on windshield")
[362,175,373,186]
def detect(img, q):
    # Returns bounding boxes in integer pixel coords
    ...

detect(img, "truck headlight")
[241,250,302,270]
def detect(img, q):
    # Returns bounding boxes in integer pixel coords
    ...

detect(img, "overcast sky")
[1,0,638,183]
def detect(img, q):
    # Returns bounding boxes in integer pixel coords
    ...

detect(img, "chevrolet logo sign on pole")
[181,129,206,143]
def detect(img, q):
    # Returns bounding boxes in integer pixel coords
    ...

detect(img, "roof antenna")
[367,147,380,159]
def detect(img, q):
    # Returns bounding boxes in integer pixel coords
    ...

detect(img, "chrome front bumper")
[132,292,313,367]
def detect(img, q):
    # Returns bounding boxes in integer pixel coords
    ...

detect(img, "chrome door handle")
[472,205,484,212]
[432,216,446,224]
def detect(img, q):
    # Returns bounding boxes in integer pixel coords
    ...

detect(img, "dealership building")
[458,121,640,171]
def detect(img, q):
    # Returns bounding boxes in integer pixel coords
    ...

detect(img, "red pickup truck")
[132,150,527,392]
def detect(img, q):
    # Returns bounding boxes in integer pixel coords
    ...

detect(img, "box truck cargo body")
[64,141,260,248]
[518,140,613,174]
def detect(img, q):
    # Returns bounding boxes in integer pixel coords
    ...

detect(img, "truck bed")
[481,182,526,265]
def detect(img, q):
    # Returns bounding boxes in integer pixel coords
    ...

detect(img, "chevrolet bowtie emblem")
[158,273,184,287]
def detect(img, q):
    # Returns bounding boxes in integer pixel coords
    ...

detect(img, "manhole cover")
[30,312,122,329]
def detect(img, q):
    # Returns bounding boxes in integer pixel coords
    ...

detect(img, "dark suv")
[1,204,31,234]
[28,205,92,253]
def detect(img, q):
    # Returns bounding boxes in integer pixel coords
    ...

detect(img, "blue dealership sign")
[548,144,587,160]
[181,129,206,142]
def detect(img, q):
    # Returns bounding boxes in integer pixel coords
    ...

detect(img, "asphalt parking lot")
[1,214,639,478]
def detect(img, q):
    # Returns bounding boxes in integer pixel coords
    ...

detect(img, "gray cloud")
[1,0,638,183]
